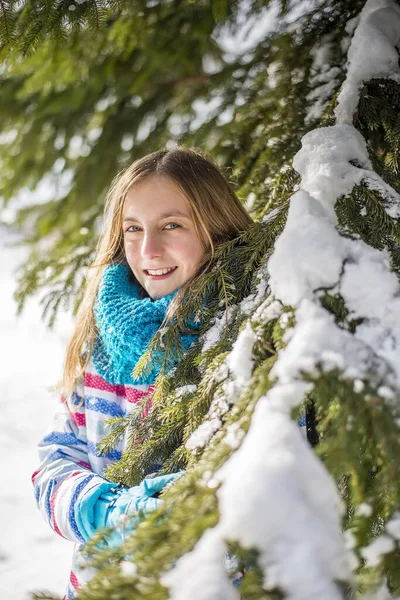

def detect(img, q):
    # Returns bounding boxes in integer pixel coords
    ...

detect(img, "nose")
[140,231,163,259]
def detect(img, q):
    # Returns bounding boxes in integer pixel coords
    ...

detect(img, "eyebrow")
[123,211,191,223]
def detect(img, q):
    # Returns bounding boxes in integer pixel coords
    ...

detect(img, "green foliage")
[78,477,221,599]
[336,183,400,278]
[0,2,124,54]
[357,79,400,184]
[29,593,61,600]
[311,371,400,595]
[0,0,364,327]
[0,0,261,55]
[83,65,400,599]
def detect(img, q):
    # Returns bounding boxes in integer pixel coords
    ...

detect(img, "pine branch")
[0,0,13,45]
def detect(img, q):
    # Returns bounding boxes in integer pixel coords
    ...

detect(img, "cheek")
[124,240,139,266]
[124,239,137,254]
[181,239,205,269]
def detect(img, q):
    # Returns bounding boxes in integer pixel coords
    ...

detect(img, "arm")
[32,379,115,545]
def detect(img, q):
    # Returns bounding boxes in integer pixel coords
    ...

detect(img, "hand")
[94,471,183,548]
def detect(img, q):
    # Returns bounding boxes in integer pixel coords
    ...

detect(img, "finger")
[142,471,184,496]
[140,496,163,513]
[127,496,163,515]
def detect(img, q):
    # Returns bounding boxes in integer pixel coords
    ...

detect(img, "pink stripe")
[65,471,82,482]
[70,570,80,590]
[84,371,154,404]
[141,396,153,418]
[77,460,91,470]
[50,482,68,540]
[72,412,86,426]
[126,386,154,404]
[31,469,40,484]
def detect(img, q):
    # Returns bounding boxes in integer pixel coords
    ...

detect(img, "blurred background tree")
[0,0,361,325]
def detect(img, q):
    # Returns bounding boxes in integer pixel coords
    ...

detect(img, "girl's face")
[122,175,207,299]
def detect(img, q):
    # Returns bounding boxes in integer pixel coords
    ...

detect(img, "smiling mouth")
[144,266,178,276]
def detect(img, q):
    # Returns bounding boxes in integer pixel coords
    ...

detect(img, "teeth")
[147,267,176,275]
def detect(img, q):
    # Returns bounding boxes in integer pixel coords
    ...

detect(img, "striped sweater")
[32,360,154,599]
[33,361,308,599]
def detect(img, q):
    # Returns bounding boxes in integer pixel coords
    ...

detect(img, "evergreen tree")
[3,1,400,599]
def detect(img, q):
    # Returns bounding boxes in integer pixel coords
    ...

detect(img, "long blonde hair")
[62,147,253,395]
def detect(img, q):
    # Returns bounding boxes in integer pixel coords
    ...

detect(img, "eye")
[125,225,141,233]
[164,222,180,230]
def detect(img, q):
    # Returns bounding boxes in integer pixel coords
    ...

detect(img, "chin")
[149,283,180,300]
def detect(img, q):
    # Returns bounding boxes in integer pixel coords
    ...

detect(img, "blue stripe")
[47,448,72,462]
[68,475,94,544]
[298,413,307,427]
[85,395,125,418]
[71,391,84,407]
[45,478,55,523]
[87,440,122,461]
[232,573,244,588]
[34,485,40,504]
[42,432,86,447]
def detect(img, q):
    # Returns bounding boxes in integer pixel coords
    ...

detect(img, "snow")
[216,3,279,59]
[120,560,137,578]
[335,0,400,124]
[216,410,352,597]
[253,297,282,322]
[291,125,371,222]
[305,35,342,124]
[386,514,400,539]
[269,125,400,389]
[353,379,365,393]
[226,322,256,388]
[186,418,222,452]
[239,268,268,315]
[262,207,281,223]
[362,584,394,600]
[187,322,256,452]
[165,410,352,600]
[268,188,347,303]
[162,529,241,600]
[356,503,373,518]
[202,305,236,352]
[0,225,73,599]
[271,301,362,383]
[223,423,245,450]
[244,191,256,212]
[360,535,395,567]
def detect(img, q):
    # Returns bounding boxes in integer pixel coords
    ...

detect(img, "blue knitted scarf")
[92,263,200,385]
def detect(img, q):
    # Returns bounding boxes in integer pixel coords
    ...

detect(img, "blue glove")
[75,472,183,548]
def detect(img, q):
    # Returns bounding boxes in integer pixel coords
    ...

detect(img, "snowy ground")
[0,224,74,599]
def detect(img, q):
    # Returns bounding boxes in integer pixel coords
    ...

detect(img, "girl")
[32,147,253,598]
